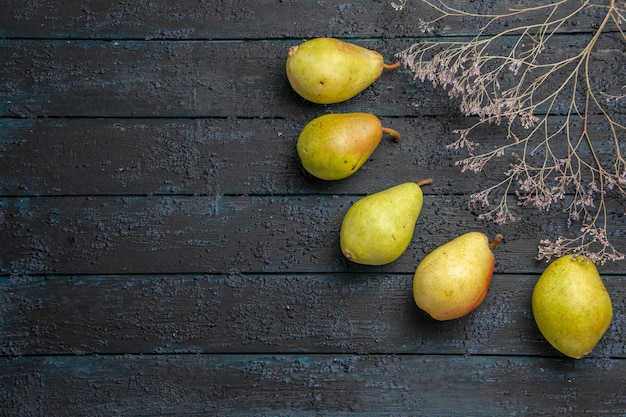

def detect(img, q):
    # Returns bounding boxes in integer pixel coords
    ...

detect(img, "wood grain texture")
[1,0,625,415]
[2,354,626,416]
[2,273,625,357]
[1,0,618,40]
[1,115,621,197]
[1,194,625,275]
[1,35,624,118]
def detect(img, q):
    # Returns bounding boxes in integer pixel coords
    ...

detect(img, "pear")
[412,232,504,321]
[532,255,612,359]
[286,38,400,104]
[340,179,433,266]
[297,113,401,181]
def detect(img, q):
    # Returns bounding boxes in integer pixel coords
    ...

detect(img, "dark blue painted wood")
[2,354,626,416]
[1,0,625,415]
[1,273,625,357]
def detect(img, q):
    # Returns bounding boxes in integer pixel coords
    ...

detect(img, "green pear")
[532,255,612,359]
[286,38,400,104]
[297,113,401,181]
[340,179,433,266]
[412,232,504,321]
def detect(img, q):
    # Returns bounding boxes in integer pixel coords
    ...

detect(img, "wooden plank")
[0,0,614,40]
[1,354,625,416]
[0,38,415,118]
[1,36,624,118]
[0,116,461,197]
[1,195,625,276]
[1,273,624,357]
[1,1,623,415]
[0,115,621,197]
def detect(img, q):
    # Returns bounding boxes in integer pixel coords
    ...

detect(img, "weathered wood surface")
[1,115,622,197]
[2,354,626,417]
[2,194,625,275]
[0,0,618,39]
[1,0,626,415]
[1,36,624,118]
[2,273,626,357]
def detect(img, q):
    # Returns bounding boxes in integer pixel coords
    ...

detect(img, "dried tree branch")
[395,0,626,264]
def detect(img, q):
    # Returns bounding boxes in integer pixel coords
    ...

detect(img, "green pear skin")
[340,179,432,266]
[412,232,503,321]
[297,113,401,181]
[532,255,612,359]
[286,38,400,104]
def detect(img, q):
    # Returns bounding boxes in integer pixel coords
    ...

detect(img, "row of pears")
[285,38,613,359]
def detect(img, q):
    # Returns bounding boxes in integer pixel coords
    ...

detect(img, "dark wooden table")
[1,1,625,415]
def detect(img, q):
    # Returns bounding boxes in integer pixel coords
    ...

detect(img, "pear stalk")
[413,231,503,321]
[340,180,432,265]
[383,62,401,70]
[286,37,400,104]
[381,127,401,143]
[489,234,504,249]
[297,113,402,180]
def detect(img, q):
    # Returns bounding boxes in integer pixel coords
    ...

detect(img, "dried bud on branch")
[395,0,626,264]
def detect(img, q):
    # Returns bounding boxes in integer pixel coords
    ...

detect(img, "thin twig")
[395,0,626,264]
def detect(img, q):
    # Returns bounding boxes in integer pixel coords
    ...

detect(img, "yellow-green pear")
[413,232,504,321]
[297,113,400,181]
[532,255,612,359]
[340,179,433,266]
[286,37,400,104]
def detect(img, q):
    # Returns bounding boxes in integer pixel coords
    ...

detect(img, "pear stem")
[383,62,401,70]
[416,178,434,187]
[381,127,401,143]
[489,233,504,249]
